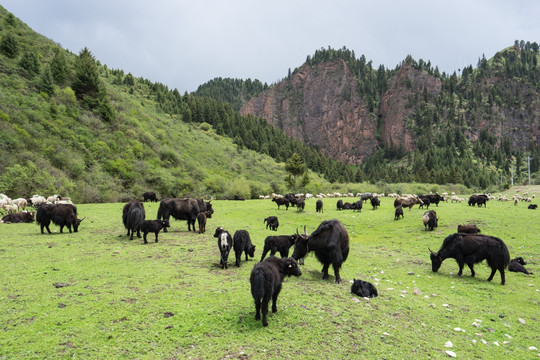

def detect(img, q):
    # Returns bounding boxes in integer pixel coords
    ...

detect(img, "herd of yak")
[0,190,535,326]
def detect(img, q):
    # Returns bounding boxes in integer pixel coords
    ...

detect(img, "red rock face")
[241,59,379,164]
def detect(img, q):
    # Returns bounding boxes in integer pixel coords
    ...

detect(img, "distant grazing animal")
[360,193,373,203]
[1,211,35,223]
[336,199,343,210]
[394,204,404,220]
[429,233,510,285]
[12,198,27,211]
[292,219,349,284]
[394,196,424,210]
[426,194,443,207]
[214,227,233,269]
[142,191,158,202]
[422,210,438,231]
[28,195,46,207]
[36,204,84,234]
[352,200,363,212]
[233,230,256,267]
[296,198,305,212]
[469,194,489,207]
[341,202,355,210]
[528,204,538,209]
[2,204,18,214]
[250,256,302,327]
[316,199,323,213]
[47,195,61,204]
[197,210,212,234]
[272,197,289,210]
[370,197,380,210]
[457,224,481,234]
[508,257,532,275]
[140,219,170,243]
[260,234,299,261]
[351,279,378,298]
[232,194,245,201]
[264,216,279,231]
[418,196,431,209]
[123,200,146,240]
[284,193,298,207]
[157,198,213,232]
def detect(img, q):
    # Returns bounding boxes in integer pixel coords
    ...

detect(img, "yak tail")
[250,269,266,301]
[157,203,164,221]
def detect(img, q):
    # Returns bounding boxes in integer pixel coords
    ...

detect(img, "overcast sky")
[3,1,540,93]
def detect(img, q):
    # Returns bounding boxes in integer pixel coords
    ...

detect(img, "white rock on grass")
[445,350,457,358]
[444,341,453,348]
[519,318,526,325]
[529,346,539,351]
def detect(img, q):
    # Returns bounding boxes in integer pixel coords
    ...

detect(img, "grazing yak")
[509,257,532,275]
[316,199,323,213]
[197,210,212,234]
[1,211,35,223]
[140,219,170,243]
[233,230,256,267]
[142,191,158,202]
[250,256,302,327]
[272,197,289,210]
[264,216,279,231]
[469,194,489,207]
[370,197,380,210]
[296,198,305,212]
[260,234,299,261]
[351,279,378,298]
[394,196,424,211]
[336,199,343,210]
[36,204,84,234]
[123,200,145,240]
[292,219,349,284]
[394,204,404,220]
[457,224,481,234]
[422,210,438,231]
[360,193,373,203]
[528,204,538,209]
[157,198,213,232]
[214,227,233,269]
[429,233,510,285]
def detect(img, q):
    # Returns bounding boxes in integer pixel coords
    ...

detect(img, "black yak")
[336,199,343,210]
[123,200,145,240]
[528,204,538,209]
[316,199,323,213]
[351,279,378,298]
[394,204,404,220]
[250,256,302,327]
[296,198,305,212]
[264,216,279,231]
[457,224,481,234]
[370,197,380,210]
[272,197,289,210]
[157,198,213,232]
[292,219,349,284]
[429,233,510,285]
[214,227,233,269]
[140,219,170,244]
[36,204,84,234]
[1,211,35,223]
[509,257,532,275]
[233,230,256,267]
[142,191,158,202]
[260,234,299,261]
[422,210,438,231]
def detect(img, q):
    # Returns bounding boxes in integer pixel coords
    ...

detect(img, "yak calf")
[260,234,298,261]
[264,216,279,231]
[509,257,532,275]
[140,220,170,244]
[250,256,302,327]
[233,230,256,267]
[214,227,233,269]
[351,279,378,298]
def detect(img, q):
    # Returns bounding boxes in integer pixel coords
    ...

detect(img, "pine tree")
[39,67,55,96]
[19,51,40,77]
[0,33,19,58]
[285,153,306,191]
[72,47,103,108]
[50,49,68,84]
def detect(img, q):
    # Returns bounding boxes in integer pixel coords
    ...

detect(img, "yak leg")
[498,268,506,285]
[67,224,72,233]
[272,284,282,313]
[321,263,330,280]
[261,297,269,327]
[333,264,342,284]
[254,298,261,321]
[280,250,289,258]
[467,263,476,277]
[457,261,465,276]
[154,232,159,242]
[130,229,134,241]
[487,267,497,282]
[260,249,269,262]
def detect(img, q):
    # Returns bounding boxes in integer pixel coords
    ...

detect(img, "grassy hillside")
[0,6,343,203]
[0,194,538,359]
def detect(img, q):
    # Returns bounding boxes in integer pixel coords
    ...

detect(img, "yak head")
[292,227,309,261]
[161,220,171,229]
[247,244,256,258]
[282,257,302,277]
[73,217,86,233]
[429,248,442,272]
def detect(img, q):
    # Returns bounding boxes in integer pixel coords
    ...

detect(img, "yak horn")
[428,247,435,255]
[303,225,308,236]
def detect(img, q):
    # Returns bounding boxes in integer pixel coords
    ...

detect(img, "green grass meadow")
[1,195,539,359]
